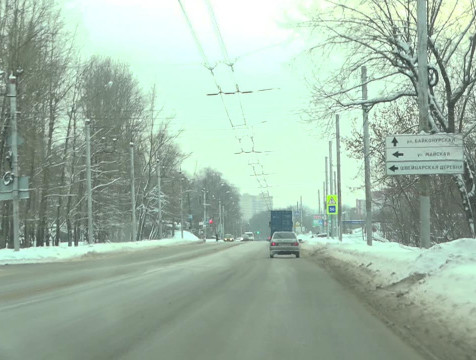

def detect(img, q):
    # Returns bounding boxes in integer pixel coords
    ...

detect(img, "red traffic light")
[209,219,213,224]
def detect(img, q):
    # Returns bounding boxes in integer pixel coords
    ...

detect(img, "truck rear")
[269,210,293,239]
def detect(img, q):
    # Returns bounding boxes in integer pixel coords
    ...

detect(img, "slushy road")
[0,241,427,360]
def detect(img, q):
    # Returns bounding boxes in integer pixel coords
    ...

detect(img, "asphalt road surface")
[0,241,427,360]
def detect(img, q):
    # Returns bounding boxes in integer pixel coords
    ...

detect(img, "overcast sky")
[62,0,365,210]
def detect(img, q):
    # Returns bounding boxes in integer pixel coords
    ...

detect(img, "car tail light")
[293,242,299,246]
[271,242,277,246]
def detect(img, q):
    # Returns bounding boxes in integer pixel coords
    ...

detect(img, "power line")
[204,0,248,126]
[178,0,274,205]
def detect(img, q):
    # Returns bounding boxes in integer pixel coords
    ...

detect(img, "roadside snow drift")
[302,232,476,355]
[0,231,201,265]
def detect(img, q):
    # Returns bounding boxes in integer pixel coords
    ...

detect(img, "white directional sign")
[385,134,463,148]
[385,146,463,162]
[386,161,464,175]
[386,134,464,175]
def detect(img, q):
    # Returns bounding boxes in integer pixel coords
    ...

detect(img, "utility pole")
[318,189,321,214]
[336,114,343,241]
[218,199,222,238]
[300,195,303,233]
[222,204,225,236]
[8,75,20,251]
[203,189,207,239]
[334,171,337,236]
[362,66,372,246]
[325,157,329,238]
[322,182,326,233]
[130,142,137,241]
[180,174,184,239]
[157,160,162,239]
[329,141,334,238]
[417,0,431,249]
[85,119,94,244]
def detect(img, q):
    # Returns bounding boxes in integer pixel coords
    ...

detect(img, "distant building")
[356,191,386,217]
[356,199,365,217]
[240,193,273,221]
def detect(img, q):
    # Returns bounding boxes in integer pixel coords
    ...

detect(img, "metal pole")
[8,75,20,251]
[417,0,431,249]
[325,157,329,238]
[157,160,162,239]
[362,66,373,246]
[130,143,137,241]
[329,141,334,238]
[336,114,343,242]
[85,119,94,244]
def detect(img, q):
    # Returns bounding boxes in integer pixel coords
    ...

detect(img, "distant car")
[224,234,234,242]
[242,232,255,241]
[269,231,300,258]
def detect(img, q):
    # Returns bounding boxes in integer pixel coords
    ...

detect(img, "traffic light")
[256,231,260,235]
[209,218,213,224]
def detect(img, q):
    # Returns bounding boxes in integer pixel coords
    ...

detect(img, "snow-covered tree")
[303,0,476,238]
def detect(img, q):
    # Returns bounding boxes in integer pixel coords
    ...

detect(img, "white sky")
[62,0,365,210]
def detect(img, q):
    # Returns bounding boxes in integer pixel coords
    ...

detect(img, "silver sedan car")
[269,231,300,258]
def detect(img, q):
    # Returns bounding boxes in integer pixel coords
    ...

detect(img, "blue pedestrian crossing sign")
[326,195,338,215]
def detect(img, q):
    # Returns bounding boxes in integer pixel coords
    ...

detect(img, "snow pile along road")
[302,232,476,360]
[0,231,202,265]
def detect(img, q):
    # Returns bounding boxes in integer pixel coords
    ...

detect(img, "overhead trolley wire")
[177,0,237,129]
[204,0,248,126]
[178,0,273,203]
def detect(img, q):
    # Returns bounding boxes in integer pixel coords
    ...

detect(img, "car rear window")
[272,232,296,239]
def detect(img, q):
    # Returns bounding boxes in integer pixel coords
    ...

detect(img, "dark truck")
[269,210,293,239]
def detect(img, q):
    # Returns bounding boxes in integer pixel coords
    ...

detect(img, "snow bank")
[0,231,201,265]
[303,234,476,341]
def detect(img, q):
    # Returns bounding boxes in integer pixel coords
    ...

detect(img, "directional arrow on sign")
[389,165,399,172]
[392,137,398,147]
[392,151,404,158]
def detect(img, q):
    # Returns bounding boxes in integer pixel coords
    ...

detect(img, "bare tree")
[303,0,476,236]
[135,85,188,240]
[0,0,75,247]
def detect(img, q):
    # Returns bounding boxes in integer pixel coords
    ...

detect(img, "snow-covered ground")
[0,231,202,265]
[300,230,476,356]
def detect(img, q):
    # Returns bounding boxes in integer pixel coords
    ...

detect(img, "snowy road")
[0,241,428,360]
